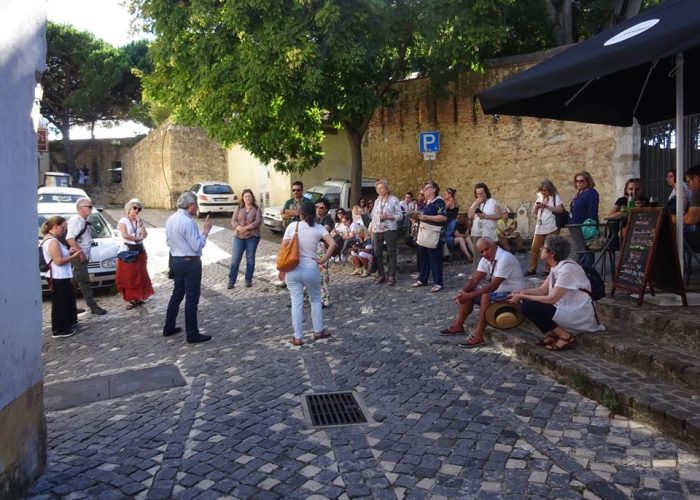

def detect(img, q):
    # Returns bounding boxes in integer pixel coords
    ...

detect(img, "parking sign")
[419,132,440,153]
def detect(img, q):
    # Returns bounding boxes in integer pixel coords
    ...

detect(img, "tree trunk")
[60,108,76,175]
[560,0,574,45]
[622,0,643,20]
[544,1,562,45]
[344,124,364,207]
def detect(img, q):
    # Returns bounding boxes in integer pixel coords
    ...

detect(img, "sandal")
[290,338,304,346]
[545,335,575,351]
[410,281,425,288]
[313,331,331,340]
[430,285,443,293]
[126,301,137,310]
[536,334,558,347]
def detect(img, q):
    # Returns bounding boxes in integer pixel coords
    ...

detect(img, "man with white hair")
[66,197,107,315]
[439,237,525,348]
[163,191,213,343]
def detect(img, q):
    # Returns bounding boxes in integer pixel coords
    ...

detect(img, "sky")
[46,0,152,139]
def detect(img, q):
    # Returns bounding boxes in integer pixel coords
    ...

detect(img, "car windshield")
[202,184,233,195]
[38,213,113,240]
[38,193,83,203]
[303,190,324,203]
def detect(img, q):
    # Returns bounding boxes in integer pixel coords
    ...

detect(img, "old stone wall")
[362,50,638,236]
[122,124,228,209]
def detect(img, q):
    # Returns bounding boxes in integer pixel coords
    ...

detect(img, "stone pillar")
[0,1,47,498]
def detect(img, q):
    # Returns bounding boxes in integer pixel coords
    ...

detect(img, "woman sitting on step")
[508,235,605,351]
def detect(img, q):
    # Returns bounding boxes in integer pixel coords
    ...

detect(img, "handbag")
[117,250,140,263]
[276,222,300,272]
[554,209,570,229]
[581,218,600,241]
[416,222,442,249]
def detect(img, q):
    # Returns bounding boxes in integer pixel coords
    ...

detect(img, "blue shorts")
[473,290,511,305]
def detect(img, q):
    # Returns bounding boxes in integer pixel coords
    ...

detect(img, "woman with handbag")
[228,189,262,289]
[570,171,600,269]
[41,216,83,338]
[526,180,565,277]
[409,180,447,292]
[281,201,337,346]
[116,198,154,310]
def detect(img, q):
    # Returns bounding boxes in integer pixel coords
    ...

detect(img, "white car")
[188,181,238,217]
[38,186,89,205]
[38,200,121,293]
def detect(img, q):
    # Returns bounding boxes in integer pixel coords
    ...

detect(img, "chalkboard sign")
[612,208,686,305]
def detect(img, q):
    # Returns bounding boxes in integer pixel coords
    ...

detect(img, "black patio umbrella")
[478,0,700,266]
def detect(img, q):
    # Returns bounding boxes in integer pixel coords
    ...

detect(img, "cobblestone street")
[29,209,700,499]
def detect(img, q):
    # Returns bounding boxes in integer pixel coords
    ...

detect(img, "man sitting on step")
[439,237,525,348]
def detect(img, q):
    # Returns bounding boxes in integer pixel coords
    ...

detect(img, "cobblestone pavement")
[29,209,700,499]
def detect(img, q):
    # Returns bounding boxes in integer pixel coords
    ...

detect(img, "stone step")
[483,327,700,451]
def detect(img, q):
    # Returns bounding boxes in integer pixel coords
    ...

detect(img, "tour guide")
[163,192,213,344]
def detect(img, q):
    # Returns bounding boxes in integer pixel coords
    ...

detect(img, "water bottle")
[627,192,635,213]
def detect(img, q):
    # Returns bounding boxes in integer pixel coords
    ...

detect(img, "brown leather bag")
[276,222,300,272]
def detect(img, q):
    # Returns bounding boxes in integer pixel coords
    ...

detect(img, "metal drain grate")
[302,391,368,427]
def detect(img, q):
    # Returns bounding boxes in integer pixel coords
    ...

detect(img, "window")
[202,184,233,195]
[109,161,122,184]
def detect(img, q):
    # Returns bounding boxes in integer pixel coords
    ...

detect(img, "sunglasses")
[132,206,142,212]
[80,205,93,209]
[292,188,302,192]
[575,179,586,183]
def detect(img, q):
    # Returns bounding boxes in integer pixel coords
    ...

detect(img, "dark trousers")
[374,230,398,279]
[417,241,444,286]
[164,257,202,338]
[521,299,557,333]
[72,258,98,309]
[52,278,78,333]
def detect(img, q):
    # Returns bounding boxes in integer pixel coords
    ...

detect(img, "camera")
[475,208,483,214]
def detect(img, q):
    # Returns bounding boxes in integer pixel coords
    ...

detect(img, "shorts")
[473,290,511,305]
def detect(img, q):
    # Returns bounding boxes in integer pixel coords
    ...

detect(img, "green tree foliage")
[41,23,146,172]
[132,0,509,202]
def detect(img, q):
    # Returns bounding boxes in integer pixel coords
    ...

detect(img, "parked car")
[38,186,89,205]
[41,171,73,188]
[263,178,378,232]
[38,200,121,293]
[188,181,239,217]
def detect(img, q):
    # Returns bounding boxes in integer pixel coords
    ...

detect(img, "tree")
[41,23,141,172]
[132,0,509,203]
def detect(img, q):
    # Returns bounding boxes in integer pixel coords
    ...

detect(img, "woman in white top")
[41,216,83,338]
[468,182,502,247]
[509,235,605,351]
[371,179,403,285]
[116,198,154,309]
[526,180,565,276]
[282,201,337,346]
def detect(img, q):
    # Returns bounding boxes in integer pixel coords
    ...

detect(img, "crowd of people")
[46,165,700,351]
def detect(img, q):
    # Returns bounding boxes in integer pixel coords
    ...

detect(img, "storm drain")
[301,391,369,428]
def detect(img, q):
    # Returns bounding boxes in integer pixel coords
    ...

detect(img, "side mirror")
[96,206,104,212]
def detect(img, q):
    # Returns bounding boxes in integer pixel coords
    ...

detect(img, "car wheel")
[197,210,205,219]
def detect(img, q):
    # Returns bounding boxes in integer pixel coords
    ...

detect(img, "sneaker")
[439,326,465,336]
[163,327,182,337]
[90,306,107,315]
[458,337,486,349]
[187,333,212,344]
[52,329,75,339]
[340,255,347,263]
[361,270,370,278]
[227,282,235,289]
[245,281,252,288]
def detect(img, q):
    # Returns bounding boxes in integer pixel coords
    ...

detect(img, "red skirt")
[116,250,154,302]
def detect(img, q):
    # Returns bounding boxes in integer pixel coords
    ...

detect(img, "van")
[263,178,378,232]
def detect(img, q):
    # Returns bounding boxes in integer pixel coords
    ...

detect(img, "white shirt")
[550,259,606,334]
[42,237,73,279]
[283,221,329,268]
[119,216,144,246]
[534,193,563,235]
[166,209,208,256]
[67,214,93,259]
[371,195,403,233]
[476,246,526,292]
[471,198,499,239]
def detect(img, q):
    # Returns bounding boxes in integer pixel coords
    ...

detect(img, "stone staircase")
[483,291,700,450]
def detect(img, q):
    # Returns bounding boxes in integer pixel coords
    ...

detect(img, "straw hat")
[484,301,525,330]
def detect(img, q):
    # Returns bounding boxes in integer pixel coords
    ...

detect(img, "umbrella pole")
[676,52,684,279]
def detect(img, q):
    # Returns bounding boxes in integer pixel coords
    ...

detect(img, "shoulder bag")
[416,222,441,249]
[276,222,300,271]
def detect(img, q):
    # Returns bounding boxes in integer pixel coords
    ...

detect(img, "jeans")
[374,230,398,279]
[164,257,202,338]
[228,236,260,285]
[285,264,323,339]
[72,258,98,309]
[416,241,444,286]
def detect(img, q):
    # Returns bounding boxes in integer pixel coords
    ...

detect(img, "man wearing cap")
[439,237,525,348]
[66,197,107,315]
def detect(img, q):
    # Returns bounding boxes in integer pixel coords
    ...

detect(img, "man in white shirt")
[439,237,525,348]
[66,197,106,315]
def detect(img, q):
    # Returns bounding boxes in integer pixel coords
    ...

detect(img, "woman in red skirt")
[116,198,154,309]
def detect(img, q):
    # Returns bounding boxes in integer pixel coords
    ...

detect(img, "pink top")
[231,205,262,239]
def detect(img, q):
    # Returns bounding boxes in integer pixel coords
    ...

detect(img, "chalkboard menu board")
[612,208,686,305]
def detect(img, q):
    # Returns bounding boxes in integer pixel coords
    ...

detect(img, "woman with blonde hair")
[371,179,403,285]
[41,216,83,337]
[116,198,155,309]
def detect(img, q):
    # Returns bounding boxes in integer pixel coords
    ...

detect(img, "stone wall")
[1,0,47,497]
[122,124,228,209]
[362,50,638,236]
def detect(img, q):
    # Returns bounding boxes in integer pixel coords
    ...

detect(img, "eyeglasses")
[80,205,93,209]
[574,179,586,183]
[132,206,142,212]
[292,188,302,192]
[315,206,326,210]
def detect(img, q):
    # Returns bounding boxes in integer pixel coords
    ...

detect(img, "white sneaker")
[340,255,347,262]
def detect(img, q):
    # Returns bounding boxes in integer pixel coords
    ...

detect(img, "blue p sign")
[419,132,440,153]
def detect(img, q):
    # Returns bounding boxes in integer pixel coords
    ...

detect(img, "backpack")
[583,265,606,301]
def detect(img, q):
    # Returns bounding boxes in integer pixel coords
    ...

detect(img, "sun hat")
[484,301,525,330]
